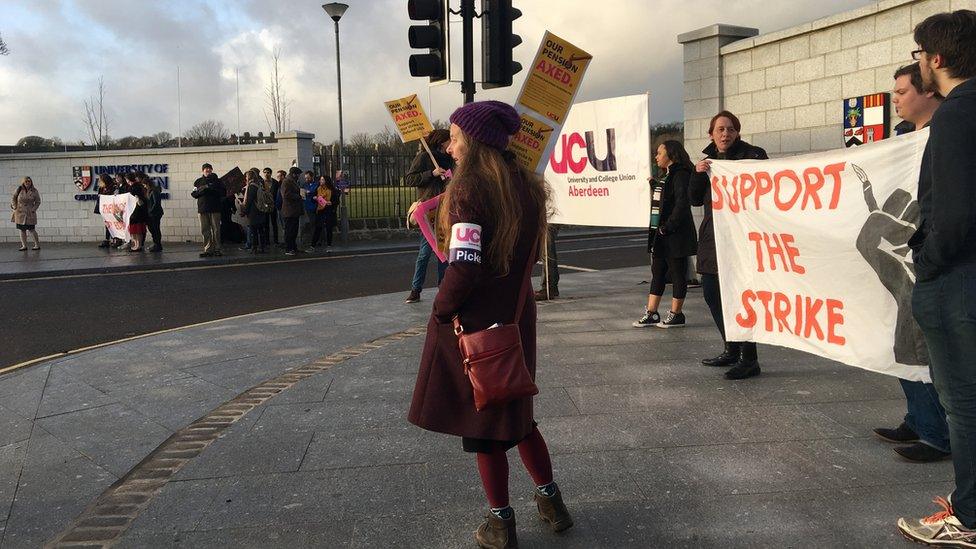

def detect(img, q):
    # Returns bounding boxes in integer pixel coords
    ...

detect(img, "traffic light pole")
[461,0,475,104]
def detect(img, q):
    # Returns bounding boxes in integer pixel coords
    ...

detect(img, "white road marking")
[558,264,598,272]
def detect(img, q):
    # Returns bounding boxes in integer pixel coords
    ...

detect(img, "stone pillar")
[275,131,316,171]
[678,24,758,156]
[678,24,757,281]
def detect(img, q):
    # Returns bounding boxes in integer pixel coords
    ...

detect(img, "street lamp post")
[323,2,349,245]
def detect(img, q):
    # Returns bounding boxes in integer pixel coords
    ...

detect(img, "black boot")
[702,343,740,367]
[725,343,760,380]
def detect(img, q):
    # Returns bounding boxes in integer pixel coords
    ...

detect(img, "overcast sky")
[0,0,877,145]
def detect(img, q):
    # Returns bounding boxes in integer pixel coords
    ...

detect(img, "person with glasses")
[896,10,976,547]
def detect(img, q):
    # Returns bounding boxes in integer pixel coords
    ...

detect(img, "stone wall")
[679,0,976,158]
[0,132,313,243]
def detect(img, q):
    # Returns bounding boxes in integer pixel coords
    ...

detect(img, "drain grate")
[44,324,426,548]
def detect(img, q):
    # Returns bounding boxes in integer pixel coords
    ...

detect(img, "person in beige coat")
[10,176,41,251]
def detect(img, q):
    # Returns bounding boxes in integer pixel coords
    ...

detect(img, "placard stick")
[419,137,442,172]
[542,230,551,299]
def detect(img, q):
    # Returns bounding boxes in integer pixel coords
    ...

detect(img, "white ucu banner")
[544,94,652,228]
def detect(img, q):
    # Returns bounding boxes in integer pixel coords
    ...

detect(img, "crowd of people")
[194,164,341,258]
[6,162,341,257]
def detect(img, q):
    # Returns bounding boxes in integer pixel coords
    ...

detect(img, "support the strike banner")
[709,130,929,381]
[545,94,651,227]
[99,194,137,240]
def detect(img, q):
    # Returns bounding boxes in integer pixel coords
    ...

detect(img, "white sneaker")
[898,497,976,547]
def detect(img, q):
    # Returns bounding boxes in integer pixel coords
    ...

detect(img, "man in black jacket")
[191,163,225,257]
[689,111,768,380]
[404,129,453,304]
[897,10,976,546]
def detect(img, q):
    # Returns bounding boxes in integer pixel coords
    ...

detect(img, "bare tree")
[184,119,229,145]
[0,32,9,55]
[83,76,110,149]
[264,48,291,133]
[151,131,173,147]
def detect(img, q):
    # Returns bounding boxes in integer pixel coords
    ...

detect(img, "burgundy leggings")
[476,427,554,508]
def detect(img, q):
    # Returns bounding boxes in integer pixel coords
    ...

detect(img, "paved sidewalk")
[0,266,949,547]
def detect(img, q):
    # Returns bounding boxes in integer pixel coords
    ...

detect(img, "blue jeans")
[411,237,447,292]
[901,378,950,452]
[913,264,976,526]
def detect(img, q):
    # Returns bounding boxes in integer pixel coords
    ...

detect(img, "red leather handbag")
[453,241,540,412]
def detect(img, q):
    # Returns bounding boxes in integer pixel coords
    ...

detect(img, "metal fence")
[319,151,420,221]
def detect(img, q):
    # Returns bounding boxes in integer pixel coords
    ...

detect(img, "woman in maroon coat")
[408,101,573,548]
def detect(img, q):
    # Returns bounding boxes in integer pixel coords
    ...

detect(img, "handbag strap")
[453,237,539,336]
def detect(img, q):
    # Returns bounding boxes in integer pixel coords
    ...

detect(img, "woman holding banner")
[689,111,768,380]
[634,140,698,328]
[408,101,571,549]
[403,128,453,303]
[125,173,149,252]
[95,174,116,248]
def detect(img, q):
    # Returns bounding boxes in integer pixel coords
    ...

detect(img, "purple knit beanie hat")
[449,100,521,151]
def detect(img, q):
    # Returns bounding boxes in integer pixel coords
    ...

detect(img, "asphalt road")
[0,233,652,369]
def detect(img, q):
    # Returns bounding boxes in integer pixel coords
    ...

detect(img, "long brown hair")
[437,130,548,276]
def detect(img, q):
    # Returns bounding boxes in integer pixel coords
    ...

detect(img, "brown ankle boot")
[475,512,518,548]
[535,486,574,532]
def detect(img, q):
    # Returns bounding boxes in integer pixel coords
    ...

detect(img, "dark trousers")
[311,211,335,247]
[249,221,267,251]
[913,264,976,526]
[540,225,560,292]
[901,379,950,452]
[649,255,689,300]
[283,216,299,252]
[147,216,162,248]
[268,209,279,243]
[701,273,758,360]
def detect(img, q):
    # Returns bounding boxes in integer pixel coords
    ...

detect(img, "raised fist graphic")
[853,164,928,366]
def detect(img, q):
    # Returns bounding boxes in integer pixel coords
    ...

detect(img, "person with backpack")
[262,167,279,245]
[280,167,304,255]
[242,168,269,254]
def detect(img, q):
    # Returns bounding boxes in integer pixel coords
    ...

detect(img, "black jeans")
[311,211,334,247]
[249,221,267,251]
[283,216,299,252]
[701,273,758,360]
[147,216,163,249]
[649,255,689,299]
[913,264,976,526]
[268,209,279,243]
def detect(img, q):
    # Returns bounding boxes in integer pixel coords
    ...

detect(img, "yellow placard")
[384,94,434,143]
[518,31,592,125]
[508,113,556,173]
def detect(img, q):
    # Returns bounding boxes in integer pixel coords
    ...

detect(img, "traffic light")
[407,0,448,84]
[481,0,522,89]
